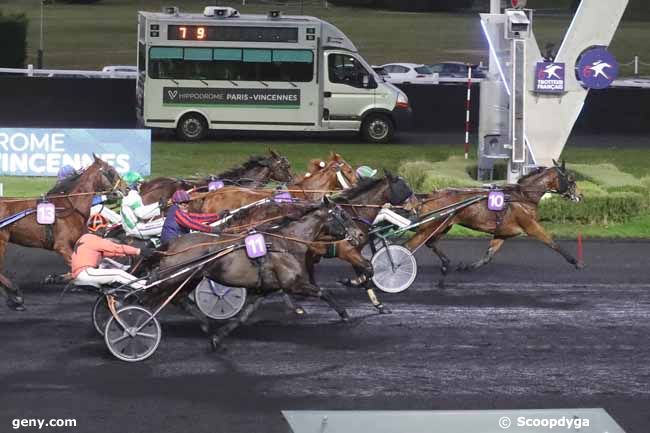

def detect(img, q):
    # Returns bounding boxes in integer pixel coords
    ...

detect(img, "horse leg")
[280,292,306,316]
[521,219,582,269]
[176,296,212,334]
[428,241,451,275]
[458,237,505,272]
[210,295,264,351]
[335,244,391,314]
[0,237,25,311]
[0,272,25,311]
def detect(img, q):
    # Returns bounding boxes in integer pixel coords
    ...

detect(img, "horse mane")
[218,155,269,180]
[227,200,320,232]
[333,177,384,203]
[48,171,83,194]
[516,167,547,184]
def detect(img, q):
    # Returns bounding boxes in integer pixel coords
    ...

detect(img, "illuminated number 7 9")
[197,27,206,39]
[179,26,187,39]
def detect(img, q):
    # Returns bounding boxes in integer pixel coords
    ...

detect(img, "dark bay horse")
[404,161,583,273]
[306,172,418,313]
[197,153,358,213]
[0,155,124,310]
[153,199,364,348]
[139,150,294,205]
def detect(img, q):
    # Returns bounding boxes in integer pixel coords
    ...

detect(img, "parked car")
[428,61,486,79]
[371,65,391,81]
[378,63,435,84]
[101,65,138,78]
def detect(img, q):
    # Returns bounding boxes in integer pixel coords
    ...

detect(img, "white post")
[634,55,639,76]
[27,64,34,77]
[0,183,3,197]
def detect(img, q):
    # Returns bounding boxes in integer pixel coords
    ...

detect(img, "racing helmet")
[172,189,191,204]
[123,171,144,188]
[57,165,77,181]
[88,214,109,234]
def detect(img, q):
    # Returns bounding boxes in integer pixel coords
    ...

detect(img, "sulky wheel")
[371,245,418,293]
[91,289,136,336]
[194,278,247,320]
[104,305,161,362]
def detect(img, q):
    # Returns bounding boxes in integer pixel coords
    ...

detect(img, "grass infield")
[1,139,649,238]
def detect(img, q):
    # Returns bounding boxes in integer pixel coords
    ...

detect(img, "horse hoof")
[294,307,306,316]
[210,336,226,352]
[200,323,210,334]
[337,278,355,288]
[376,304,392,314]
[575,262,585,270]
[7,299,25,311]
[440,266,448,275]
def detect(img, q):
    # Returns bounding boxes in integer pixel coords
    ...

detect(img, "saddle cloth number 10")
[487,191,506,212]
[245,233,267,259]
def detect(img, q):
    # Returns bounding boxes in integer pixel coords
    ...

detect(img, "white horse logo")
[543,64,563,80]
[589,60,612,79]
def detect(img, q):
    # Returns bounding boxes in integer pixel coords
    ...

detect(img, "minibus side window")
[328,54,369,88]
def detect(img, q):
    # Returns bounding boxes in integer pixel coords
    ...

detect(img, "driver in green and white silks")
[357,165,412,229]
[120,171,164,239]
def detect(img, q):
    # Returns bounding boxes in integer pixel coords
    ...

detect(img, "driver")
[121,171,164,239]
[71,217,154,289]
[160,190,224,245]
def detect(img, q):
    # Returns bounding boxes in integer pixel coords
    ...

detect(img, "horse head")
[322,196,365,247]
[329,152,358,189]
[90,154,127,194]
[551,159,582,203]
[385,169,416,207]
[258,150,293,183]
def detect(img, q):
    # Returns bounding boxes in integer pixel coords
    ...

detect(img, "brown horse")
[0,155,124,310]
[404,161,583,274]
[197,153,358,213]
[139,150,294,205]
[306,173,418,313]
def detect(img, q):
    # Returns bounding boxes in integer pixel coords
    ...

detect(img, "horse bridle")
[335,162,354,190]
[327,204,359,245]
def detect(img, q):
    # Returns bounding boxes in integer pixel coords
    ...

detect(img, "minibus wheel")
[361,114,393,144]
[177,113,208,141]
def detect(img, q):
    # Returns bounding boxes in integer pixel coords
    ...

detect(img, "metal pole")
[634,55,639,76]
[37,0,44,68]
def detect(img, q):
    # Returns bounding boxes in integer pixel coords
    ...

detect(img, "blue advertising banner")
[0,128,151,176]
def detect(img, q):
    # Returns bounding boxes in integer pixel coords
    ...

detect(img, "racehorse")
[139,150,294,205]
[0,155,124,310]
[151,198,365,348]
[404,161,583,274]
[196,153,358,213]
[306,172,418,313]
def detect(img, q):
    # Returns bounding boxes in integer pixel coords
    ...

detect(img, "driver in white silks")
[356,165,413,229]
[120,171,164,239]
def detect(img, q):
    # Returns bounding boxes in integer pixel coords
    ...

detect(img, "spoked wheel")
[104,305,161,362]
[371,245,418,293]
[194,278,247,320]
[91,289,136,336]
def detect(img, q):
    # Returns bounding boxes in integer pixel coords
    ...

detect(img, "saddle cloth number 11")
[245,233,267,259]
